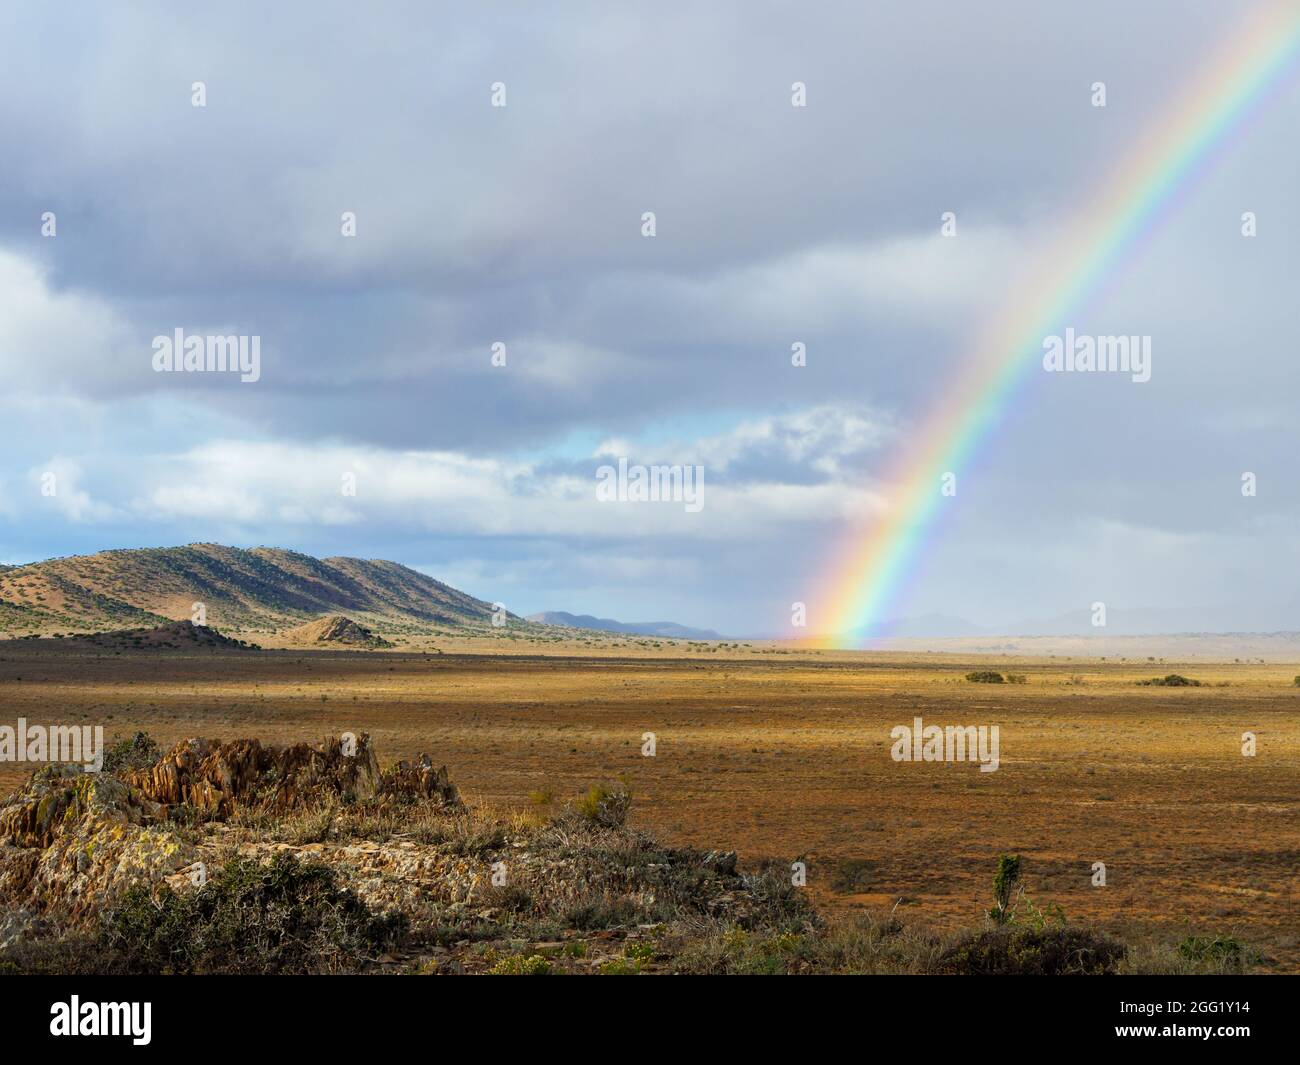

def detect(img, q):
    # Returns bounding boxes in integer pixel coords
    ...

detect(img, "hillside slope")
[0,544,502,633]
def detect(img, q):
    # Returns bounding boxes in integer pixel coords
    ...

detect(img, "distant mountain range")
[4,543,1283,644]
[526,611,723,640]
[0,544,503,633]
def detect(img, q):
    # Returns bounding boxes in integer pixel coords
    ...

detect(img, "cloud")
[1,1,1298,632]
[23,403,887,543]
[0,251,137,397]
[25,458,116,523]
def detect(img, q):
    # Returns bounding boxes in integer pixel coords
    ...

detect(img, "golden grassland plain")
[1,634,1297,970]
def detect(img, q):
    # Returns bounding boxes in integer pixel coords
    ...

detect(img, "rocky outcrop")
[283,614,393,648]
[0,767,193,938]
[0,734,460,941]
[378,754,459,805]
[127,734,386,816]
[0,765,160,849]
[125,735,455,814]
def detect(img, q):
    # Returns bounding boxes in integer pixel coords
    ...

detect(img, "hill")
[75,621,254,652]
[283,615,393,648]
[526,610,723,640]
[0,544,504,634]
[0,621,255,653]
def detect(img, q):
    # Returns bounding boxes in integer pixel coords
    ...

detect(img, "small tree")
[990,854,1021,925]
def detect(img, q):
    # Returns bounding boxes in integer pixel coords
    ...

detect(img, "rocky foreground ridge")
[0,732,801,974]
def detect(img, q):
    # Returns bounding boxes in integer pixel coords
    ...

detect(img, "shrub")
[489,883,534,914]
[598,958,642,975]
[279,802,336,844]
[625,941,656,963]
[831,858,876,894]
[1137,674,1202,687]
[488,953,551,975]
[574,782,632,827]
[668,924,820,976]
[101,731,160,773]
[965,671,1004,684]
[443,820,507,856]
[1178,935,1246,965]
[1005,674,1027,684]
[563,897,643,930]
[734,863,810,930]
[99,852,406,974]
[989,854,1021,925]
[940,926,1125,975]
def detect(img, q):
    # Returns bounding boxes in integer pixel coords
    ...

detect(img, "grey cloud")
[1,0,1296,632]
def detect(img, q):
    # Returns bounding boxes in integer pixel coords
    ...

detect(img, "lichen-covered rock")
[0,766,192,923]
[0,765,160,848]
[0,733,457,933]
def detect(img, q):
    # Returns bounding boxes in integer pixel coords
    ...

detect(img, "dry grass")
[1,635,1296,970]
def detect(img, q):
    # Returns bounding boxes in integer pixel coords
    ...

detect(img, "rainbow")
[821,4,1300,645]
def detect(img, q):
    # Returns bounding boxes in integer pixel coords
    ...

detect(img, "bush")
[99,852,406,974]
[965,671,1004,684]
[1178,935,1246,965]
[669,925,805,975]
[101,731,160,773]
[990,854,1021,925]
[625,941,656,963]
[562,897,644,930]
[940,926,1125,975]
[598,958,642,975]
[1137,674,1202,687]
[574,782,632,827]
[488,953,551,975]
[489,883,534,914]
[831,858,876,894]
[1005,674,1027,684]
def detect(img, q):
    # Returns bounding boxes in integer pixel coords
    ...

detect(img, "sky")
[1,0,1298,636]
